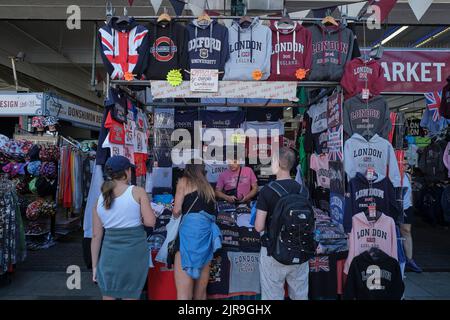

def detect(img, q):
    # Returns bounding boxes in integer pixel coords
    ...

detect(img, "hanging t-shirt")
[245,107,284,122]
[308,254,338,300]
[227,252,261,294]
[134,153,148,177]
[248,162,276,187]
[310,153,330,189]
[133,128,148,154]
[199,111,245,129]
[205,161,229,184]
[102,133,125,157]
[175,109,198,131]
[405,144,419,168]
[242,121,284,159]
[154,108,175,129]
[153,148,172,168]
[152,167,172,188]
[154,128,174,148]
[308,98,328,134]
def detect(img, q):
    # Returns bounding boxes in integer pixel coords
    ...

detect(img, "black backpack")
[265,181,316,265]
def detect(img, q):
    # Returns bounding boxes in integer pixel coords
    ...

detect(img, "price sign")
[190,69,219,93]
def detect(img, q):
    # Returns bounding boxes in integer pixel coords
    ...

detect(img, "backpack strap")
[268,181,289,198]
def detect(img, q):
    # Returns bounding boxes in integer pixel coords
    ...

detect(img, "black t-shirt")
[182,191,217,216]
[256,179,303,242]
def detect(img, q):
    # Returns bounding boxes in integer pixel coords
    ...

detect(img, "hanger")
[116,7,131,24]
[197,11,211,26]
[239,15,252,27]
[368,247,383,261]
[322,10,338,27]
[277,15,295,30]
[157,7,171,23]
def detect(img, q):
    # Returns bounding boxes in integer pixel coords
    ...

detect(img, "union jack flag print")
[425,91,442,122]
[309,256,330,272]
[99,24,149,80]
[327,125,343,162]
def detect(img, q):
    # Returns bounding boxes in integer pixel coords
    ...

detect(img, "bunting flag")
[289,9,311,21]
[338,1,367,17]
[368,0,398,23]
[128,0,134,6]
[408,0,434,21]
[169,0,186,16]
[311,5,338,18]
[188,0,206,17]
[150,0,163,14]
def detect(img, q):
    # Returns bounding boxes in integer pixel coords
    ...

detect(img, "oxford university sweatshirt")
[268,21,312,81]
[344,133,401,187]
[343,95,391,140]
[223,18,272,80]
[307,23,355,81]
[185,19,229,79]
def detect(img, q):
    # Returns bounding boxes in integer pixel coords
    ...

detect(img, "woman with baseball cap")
[91,155,156,300]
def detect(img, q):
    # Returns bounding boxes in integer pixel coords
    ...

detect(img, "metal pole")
[132,15,366,22]
[90,22,97,88]
[9,57,18,92]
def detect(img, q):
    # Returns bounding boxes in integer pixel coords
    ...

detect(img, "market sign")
[44,94,102,128]
[373,49,450,94]
[0,93,43,115]
[190,69,219,93]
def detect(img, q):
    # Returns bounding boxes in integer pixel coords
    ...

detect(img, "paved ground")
[0,226,449,300]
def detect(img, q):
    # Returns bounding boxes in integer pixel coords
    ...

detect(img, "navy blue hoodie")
[185,20,229,79]
[344,173,402,233]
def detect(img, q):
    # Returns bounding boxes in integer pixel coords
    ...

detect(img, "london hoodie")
[98,17,150,80]
[344,133,401,187]
[223,18,272,81]
[340,58,386,100]
[344,212,398,275]
[185,19,229,79]
[344,173,402,233]
[343,95,391,140]
[145,20,187,80]
[268,21,312,81]
[307,23,355,81]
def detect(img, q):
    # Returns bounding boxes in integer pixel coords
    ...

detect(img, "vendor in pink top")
[215,160,258,204]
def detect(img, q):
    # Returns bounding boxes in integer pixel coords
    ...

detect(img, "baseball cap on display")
[105,155,134,173]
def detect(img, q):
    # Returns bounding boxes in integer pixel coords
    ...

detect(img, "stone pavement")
[0,230,449,300]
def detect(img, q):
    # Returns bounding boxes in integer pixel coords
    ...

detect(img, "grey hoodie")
[343,94,391,139]
[223,18,272,80]
[307,23,355,81]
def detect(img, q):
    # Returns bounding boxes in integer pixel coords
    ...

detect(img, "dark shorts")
[403,207,415,225]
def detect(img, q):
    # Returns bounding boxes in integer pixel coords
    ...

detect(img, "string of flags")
[140,0,435,22]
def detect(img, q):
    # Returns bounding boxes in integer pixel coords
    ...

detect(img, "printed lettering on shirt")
[272,42,305,55]
[353,148,383,159]
[353,66,374,80]
[230,40,262,54]
[350,109,381,121]
[188,37,222,52]
[313,41,349,54]
[355,188,385,201]
[356,228,388,240]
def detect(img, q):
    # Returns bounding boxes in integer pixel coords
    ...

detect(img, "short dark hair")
[278,147,296,171]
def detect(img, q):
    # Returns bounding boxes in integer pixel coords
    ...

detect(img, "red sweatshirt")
[268,22,312,81]
[340,58,386,100]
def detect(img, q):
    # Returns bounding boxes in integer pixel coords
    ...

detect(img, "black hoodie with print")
[145,20,187,80]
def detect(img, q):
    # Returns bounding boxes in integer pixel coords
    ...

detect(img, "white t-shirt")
[102,133,125,157]
[308,97,328,134]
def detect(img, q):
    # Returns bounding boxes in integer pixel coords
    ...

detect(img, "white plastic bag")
[155,215,181,265]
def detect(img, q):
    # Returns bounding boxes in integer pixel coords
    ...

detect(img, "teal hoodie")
[223,18,272,80]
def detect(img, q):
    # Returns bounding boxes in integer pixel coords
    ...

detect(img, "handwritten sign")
[190,69,219,93]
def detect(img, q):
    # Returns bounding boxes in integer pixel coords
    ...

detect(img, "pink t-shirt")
[216,166,257,200]
[310,153,330,188]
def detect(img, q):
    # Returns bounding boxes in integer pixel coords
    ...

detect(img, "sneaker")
[406,259,423,273]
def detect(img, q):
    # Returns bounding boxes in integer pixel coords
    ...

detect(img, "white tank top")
[97,186,142,229]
